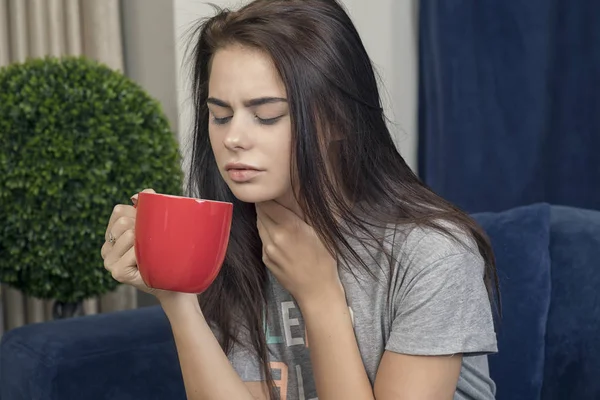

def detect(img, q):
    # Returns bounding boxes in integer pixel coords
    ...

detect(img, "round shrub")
[0,56,183,303]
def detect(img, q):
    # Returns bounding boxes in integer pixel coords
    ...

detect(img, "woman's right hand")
[100,189,158,296]
[100,188,197,308]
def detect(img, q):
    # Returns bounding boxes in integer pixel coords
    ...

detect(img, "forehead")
[208,45,286,97]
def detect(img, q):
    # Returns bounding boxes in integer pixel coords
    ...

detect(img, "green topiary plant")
[0,56,183,312]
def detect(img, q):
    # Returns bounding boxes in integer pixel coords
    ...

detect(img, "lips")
[224,163,264,183]
[225,162,261,171]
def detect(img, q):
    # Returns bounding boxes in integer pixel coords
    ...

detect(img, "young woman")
[101,0,500,399]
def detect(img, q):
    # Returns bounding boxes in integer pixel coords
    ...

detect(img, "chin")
[227,184,286,204]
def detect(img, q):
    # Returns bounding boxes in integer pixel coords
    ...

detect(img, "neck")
[274,189,305,220]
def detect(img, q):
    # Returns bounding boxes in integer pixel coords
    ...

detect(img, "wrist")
[159,292,202,321]
[296,284,347,316]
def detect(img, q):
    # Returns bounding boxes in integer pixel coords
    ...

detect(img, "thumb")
[131,188,155,207]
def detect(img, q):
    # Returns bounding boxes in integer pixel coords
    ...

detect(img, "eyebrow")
[206,96,288,108]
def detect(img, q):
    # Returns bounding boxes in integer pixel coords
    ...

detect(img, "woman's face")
[207,45,293,205]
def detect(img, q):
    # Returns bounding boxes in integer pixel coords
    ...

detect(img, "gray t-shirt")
[229,222,498,399]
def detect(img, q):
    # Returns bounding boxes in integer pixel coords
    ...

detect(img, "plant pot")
[52,301,84,319]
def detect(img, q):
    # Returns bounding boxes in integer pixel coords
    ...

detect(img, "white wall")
[122,0,179,133]
[340,0,419,171]
[173,0,225,179]
[172,0,419,173]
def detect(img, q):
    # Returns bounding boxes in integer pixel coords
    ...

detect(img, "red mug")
[134,192,233,293]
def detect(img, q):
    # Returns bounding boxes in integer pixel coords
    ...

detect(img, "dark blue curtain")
[418,0,600,213]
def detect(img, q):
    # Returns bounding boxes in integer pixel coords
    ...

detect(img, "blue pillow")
[541,206,600,400]
[472,203,552,400]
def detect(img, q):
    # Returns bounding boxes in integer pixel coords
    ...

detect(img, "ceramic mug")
[134,192,233,293]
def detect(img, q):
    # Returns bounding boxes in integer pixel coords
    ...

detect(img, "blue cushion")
[472,203,552,400]
[0,305,185,400]
[541,206,600,400]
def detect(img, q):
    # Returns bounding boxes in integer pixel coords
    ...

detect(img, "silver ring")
[108,232,116,245]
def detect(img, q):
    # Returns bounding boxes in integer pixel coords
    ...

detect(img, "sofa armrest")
[0,305,186,400]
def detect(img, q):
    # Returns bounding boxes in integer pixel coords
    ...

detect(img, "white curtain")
[0,0,137,334]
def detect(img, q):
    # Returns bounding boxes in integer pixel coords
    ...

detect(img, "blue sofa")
[1,203,599,400]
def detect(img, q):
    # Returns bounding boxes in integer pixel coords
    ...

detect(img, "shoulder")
[389,220,484,276]
[343,217,485,279]
[383,221,498,356]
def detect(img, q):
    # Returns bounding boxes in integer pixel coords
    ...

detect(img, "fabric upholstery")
[0,305,185,400]
[473,203,552,400]
[541,206,600,399]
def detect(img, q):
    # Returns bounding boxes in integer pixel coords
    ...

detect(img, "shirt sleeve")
[385,231,498,356]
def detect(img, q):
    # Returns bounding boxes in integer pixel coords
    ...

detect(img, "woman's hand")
[255,200,344,307]
[100,188,196,307]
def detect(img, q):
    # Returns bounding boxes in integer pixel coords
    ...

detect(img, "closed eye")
[209,114,285,126]
[255,115,284,125]
[211,115,232,125]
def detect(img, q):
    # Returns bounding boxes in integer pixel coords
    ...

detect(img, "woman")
[101,0,500,399]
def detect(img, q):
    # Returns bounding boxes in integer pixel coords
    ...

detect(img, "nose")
[223,116,251,151]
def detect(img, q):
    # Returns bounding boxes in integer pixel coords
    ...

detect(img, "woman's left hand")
[256,200,343,307]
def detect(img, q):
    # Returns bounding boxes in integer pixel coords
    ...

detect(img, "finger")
[107,246,138,273]
[109,216,135,241]
[106,247,139,284]
[259,216,285,265]
[106,204,136,241]
[256,215,272,243]
[104,228,135,266]
[131,188,156,207]
[101,240,112,260]
[261,248,273,269]
[105,216,135,250]
[121,245,137,267]
[257,216,281,264]
[256,208,279,244]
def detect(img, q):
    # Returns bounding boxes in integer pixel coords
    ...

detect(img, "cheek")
[267,129,292,172]
[272,144,291,168]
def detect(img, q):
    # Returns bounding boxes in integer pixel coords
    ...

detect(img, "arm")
[298,288,374,400]
[101,193,267,399]
[298,288,463,400]
[370,237,497,399]
[160,296,260,400]
[374,352,462,400]
[254,202,494,400]
[257,200,375,399]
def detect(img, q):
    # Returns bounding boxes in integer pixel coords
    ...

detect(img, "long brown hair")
[186,0,500,397]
